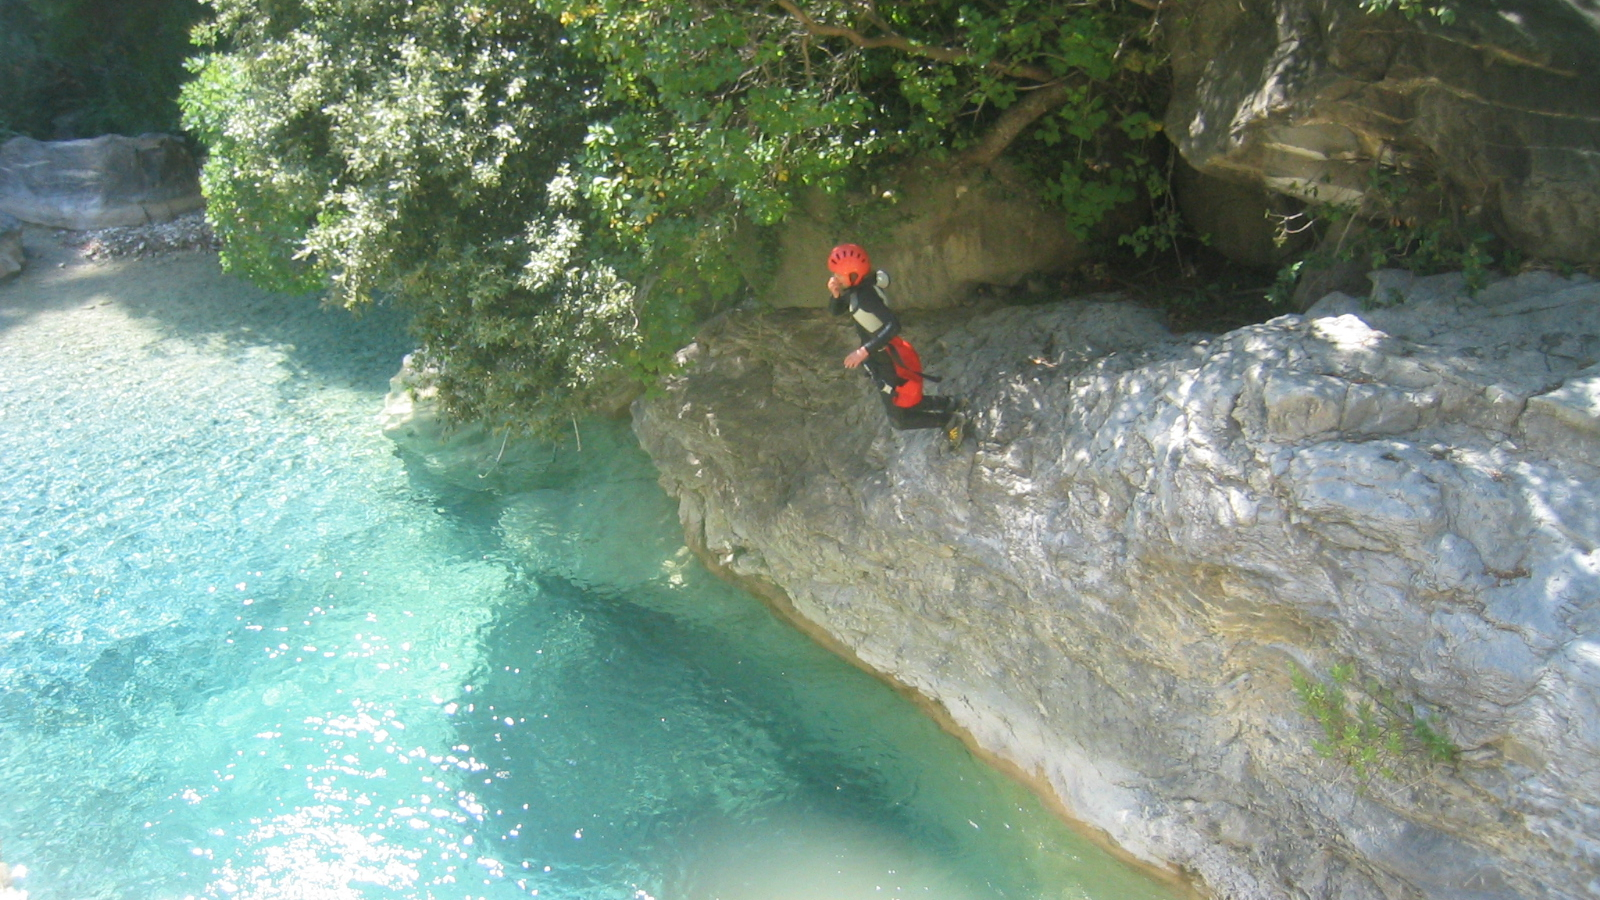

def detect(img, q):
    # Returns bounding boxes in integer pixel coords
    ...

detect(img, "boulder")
[0,213,21,281]
[378,354,561,495]
[761,161,1091,310]
[1163,0,1600,266]
[0,133,204,231]
[378,353,645,495]
[632,269,1600,900]
[1171,158,1310,269]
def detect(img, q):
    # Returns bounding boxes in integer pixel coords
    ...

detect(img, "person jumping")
[825,243,966,449]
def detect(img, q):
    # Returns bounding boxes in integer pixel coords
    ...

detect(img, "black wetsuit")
[830,273,959,430]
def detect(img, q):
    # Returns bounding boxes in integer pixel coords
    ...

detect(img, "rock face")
[0,213,21,281]
[632,272,1600,900]
[1171,159,1309,270]
[1164,0,1600,265]
[761,162,1091,310]
[0,134,204,231]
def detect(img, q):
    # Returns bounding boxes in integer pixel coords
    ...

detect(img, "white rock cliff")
[629,271,1600,900]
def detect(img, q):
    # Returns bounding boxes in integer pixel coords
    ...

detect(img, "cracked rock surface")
[1164,0,1600,265]
[632,270,1600,900]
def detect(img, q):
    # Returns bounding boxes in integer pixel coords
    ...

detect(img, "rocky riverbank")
[628,272,1600,900]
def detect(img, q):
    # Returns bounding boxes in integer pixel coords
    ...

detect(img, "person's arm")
[827,274,847,316]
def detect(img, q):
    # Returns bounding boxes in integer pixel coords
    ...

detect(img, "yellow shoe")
[945,412,967,451]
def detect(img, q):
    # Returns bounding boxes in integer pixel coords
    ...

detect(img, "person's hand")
[827,274,844,298]
[844,347,868,368]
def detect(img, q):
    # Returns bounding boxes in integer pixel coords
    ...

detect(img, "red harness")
[886,336,924,408]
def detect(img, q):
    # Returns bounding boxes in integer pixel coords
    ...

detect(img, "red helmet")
[827,243,872,286]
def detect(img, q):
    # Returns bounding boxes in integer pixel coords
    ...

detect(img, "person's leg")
[881,394,956,430]
[862,353,900,397]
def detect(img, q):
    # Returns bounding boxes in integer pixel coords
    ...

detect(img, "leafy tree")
[544,0,1169,263]
[185,0,1168,434]
[183,0,670,434]
[0,0,206,139]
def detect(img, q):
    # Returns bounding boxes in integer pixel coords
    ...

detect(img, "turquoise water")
[0,254,1180,900]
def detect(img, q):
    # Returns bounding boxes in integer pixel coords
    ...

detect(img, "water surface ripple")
[0,252,1180,900]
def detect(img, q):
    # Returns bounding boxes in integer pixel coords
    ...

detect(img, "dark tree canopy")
[0,0,207,139]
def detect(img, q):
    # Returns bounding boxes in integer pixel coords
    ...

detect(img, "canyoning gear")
[884,392,960,431]
[828,260,964,435]
[830,269,896,354]
[886,336,923,408]
[827,243,873,286]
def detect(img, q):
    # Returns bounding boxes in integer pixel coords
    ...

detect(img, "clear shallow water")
[0,254,1181,900]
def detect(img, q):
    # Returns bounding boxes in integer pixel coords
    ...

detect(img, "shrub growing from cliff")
[1291,663,1457,789]
[184,0,1168,433]
[182,0,668,433]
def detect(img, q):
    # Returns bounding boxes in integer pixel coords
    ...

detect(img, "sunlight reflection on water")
[0,256,1180,900]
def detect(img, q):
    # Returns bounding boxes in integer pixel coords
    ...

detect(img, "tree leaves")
[183,0,1169,433]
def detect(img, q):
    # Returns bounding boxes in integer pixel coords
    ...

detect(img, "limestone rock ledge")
[0,134,203,231]
[631,272,1600,900]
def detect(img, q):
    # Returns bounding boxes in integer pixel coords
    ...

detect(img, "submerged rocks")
[632,272,1600,900]
[0,134,203,231]
[0,213,21,281]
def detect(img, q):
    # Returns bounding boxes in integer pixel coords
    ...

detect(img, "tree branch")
[774,0,1057,84]
[958,80,1075,168]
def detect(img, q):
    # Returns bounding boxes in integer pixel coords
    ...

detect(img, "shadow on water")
[439,549,1069,900]
[454,572,955,897]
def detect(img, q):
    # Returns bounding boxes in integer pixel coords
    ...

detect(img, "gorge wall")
[1163,0,1600,268]
[628,270,1600,900]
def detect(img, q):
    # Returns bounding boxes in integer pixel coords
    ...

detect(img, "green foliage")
[543,0,1168,262]
[186,0,1171,432]
[1359,0,1458,25]
[0,0,207,139]
[1271,162,1503,306]
[1019,27,1170,248]
[1291,663,1457,788]
[182,0,676,435]
[1266,258,1307,307]
[1345,165,1498,289]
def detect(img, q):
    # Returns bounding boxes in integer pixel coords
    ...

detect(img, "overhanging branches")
[773,0,1095,167]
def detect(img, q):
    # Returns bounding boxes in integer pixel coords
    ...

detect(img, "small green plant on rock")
[1268,160,1503,307]
[1291,662,1458,788]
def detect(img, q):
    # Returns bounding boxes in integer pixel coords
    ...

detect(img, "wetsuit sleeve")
[829,292,847,317]
[854,287,900,353]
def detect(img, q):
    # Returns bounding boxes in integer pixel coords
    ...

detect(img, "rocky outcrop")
[1172,159,1309,270]
[0,214,21,281]
[631,272,1600,900]
[760,162,1091,310]
[1163,0,1600,265]
[379,353,577,495]
[0,134,203,231]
